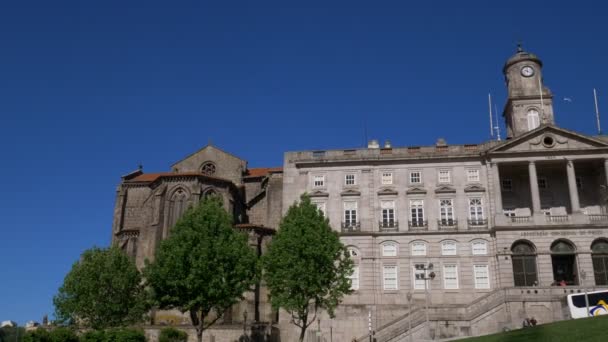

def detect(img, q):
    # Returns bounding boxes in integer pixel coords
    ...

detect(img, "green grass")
[457,315,608,342]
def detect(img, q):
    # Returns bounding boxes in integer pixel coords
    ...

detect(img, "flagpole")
[488,93,494,138]
[594,88,602,135]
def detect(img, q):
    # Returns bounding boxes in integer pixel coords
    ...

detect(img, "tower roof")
[503,43,542,72]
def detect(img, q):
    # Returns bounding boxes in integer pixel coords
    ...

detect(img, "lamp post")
[406,292,413,342]
[415,262,436,340]
[581,270,590,317]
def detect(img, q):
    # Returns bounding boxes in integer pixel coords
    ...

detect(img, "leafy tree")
[0,326,25,342]
[262,194,354,342]
[23,329,50,342]
[53,247,149,329]
[145,197,258,342]
[158,327,188,342]
[104,328,147,342]
[48,327,78,342]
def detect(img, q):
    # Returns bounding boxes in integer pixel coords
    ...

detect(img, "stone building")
[112,46,608,341]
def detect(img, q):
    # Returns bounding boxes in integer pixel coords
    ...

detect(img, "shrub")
[104,328,146,342]
[49,327,78,342]
[80,330,106,342]
[23,329,50,342]
[159,327,188,342]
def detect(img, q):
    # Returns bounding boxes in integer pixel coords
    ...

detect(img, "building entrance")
[551,240,578,285]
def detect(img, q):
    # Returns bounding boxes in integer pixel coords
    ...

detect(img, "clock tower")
[502,44,555,138]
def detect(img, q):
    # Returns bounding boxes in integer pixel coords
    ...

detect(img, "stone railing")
[510,216,532,224]
[545,215,569,223]
[588,214,608,222]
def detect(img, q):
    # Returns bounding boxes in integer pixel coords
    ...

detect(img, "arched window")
[471,240,488,255]
[347,246,360,290]
[441,240,458,256]
[527,108,540,131]
[382,241,398,257]
[512,241,538,286]
[411,240,427,256]
[592,239,608,285]
[168,188,189,228]
[551,239,578,285]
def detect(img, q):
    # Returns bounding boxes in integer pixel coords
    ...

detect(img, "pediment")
[309,190,329,198]
[488,125,608,154]
[464,184,486,193]
[435,185,456,194]
[341,189,361,197]
[377,188,398,196]
[406,187,427,195]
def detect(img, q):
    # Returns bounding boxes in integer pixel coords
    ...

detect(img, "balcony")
[545,215,569,223]
[379,220,399,232]
[588,214,608,222]
[341,222,361,233]
[409,220,428,230]
[438,219,458,230]
[468,218,488,229]
[510,216,532,224]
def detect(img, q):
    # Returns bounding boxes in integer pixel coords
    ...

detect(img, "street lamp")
[415,263,436,339]
[580,270,590,317]
[406,292,413,342]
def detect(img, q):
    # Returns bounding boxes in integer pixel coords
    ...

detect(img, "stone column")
[528,161,541,214]
[566,159,581,213]
[492,162,503,214]
[604,159,608,186]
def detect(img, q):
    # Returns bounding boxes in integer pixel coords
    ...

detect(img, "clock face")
[521,66,535,77]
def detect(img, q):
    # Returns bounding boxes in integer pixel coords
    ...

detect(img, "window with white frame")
[474,265,490,289]
[438,170,451,183]
[538,177,547,189]
[313,175,325,188]
[467,169,480,182]
[410,199,425,226]
[501,179,512,192]
[381,200,396,226]
[441,240,457,256]
[383,265,398,290]
[472,240,488,255]
[382,241,398,257]
[503,208,516,217]
[527,108,540,131]
[345,173,356,186]
[409,171,422,184]
[382,172,393,185]
[443,264,459,289]
[313,201,326,216]
[349,266,360,290]
[413,267,426,290]
[343,201,358,227]
[411,241,427,256]
[468,198,484,223]
[439,199,455,225]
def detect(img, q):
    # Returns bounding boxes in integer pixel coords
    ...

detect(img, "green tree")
[48,327,78,342]
[23,329,50,342]
[0,326,25,342]
[144,197,258,342]
[158,327,188,342]
[53,247,149,329]
[262,194,354,342]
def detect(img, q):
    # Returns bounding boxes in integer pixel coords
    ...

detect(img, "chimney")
[368,139,380,149]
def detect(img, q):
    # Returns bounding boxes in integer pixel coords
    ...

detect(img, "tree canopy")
[144,196,258,342]
[262,194,354,342]
[53,246,149,329]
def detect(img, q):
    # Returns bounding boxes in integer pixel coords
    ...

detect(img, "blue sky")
[0,0,606,324]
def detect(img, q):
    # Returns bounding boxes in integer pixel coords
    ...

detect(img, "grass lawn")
[456,315,608,342]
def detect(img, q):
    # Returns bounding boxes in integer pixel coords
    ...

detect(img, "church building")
[111,46,608,341]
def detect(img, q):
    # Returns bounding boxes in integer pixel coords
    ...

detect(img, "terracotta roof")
[245,167,283,178]
[127,172,230,183]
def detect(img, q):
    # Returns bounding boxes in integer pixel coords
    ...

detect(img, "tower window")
[527,109,540,131]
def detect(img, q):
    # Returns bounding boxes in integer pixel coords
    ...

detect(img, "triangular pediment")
[464,184,486,193]
[309,190,329,198]
[406,187,427,195]
[488,125,608,154]
[377,187,398,196]
[340,189,361,197]
[435,185,456,194]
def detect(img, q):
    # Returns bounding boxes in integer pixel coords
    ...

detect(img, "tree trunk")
[298,314,308,342]
[190,309,205,342]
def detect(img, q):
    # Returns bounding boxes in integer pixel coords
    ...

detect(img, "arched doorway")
[591,239,608,286]
[551,240,578,285]
[511,241,538,286]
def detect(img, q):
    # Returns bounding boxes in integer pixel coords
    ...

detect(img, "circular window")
[542,135,555,148]
[201,162,216,175]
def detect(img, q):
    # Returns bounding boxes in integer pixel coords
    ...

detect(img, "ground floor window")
[592,239,608,285]
[512,241,538,286]
[551,240,578,286]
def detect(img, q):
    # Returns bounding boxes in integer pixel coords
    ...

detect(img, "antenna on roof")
[488,93,494,139]
[594,88,602,135]
[494,103,502,141]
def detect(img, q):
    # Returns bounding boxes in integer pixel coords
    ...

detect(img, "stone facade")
[112,46,608,341]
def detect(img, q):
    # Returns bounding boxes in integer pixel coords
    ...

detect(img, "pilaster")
[566,159,581,213]
[528,161,541,214]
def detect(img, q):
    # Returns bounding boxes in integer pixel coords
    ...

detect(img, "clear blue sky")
[0,0,606,324]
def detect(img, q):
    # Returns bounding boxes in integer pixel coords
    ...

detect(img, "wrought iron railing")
[438,219,458,229]
[409,220,428,230]
[341,222,361,232]
[379,220,399,232]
